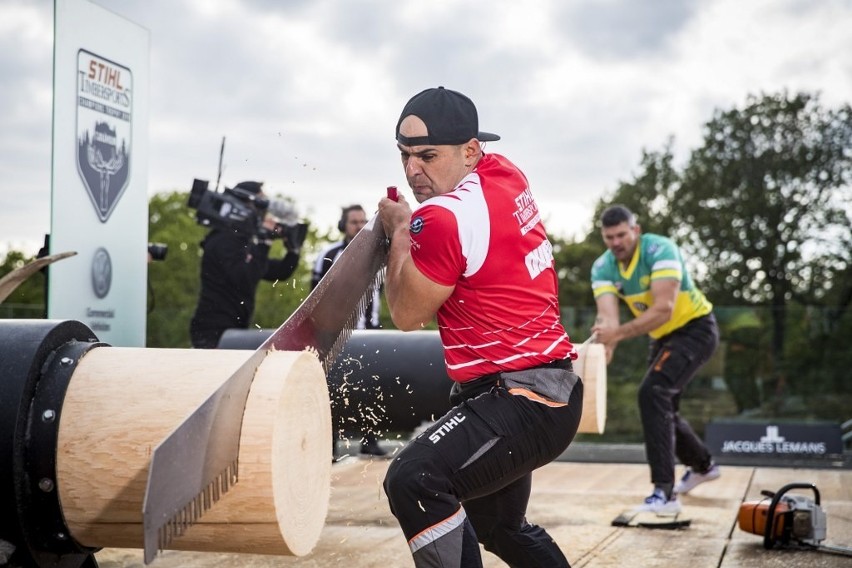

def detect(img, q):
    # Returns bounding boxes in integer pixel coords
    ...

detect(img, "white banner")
[49,0,149,346]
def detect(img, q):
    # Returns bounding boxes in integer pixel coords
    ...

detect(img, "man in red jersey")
[377,87,582,568]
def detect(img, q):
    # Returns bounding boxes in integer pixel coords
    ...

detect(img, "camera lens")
[147,243,168,261]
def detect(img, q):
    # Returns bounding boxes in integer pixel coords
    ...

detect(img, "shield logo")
[76,49,132,223]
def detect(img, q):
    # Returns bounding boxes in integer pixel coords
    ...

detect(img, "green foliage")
[552,236,599,310]
[675,91,852,398]
[676,91,852,308]
[252,234,316,330]
[587,141,681,242]
[146,190,207,347]
[0,250,46,318]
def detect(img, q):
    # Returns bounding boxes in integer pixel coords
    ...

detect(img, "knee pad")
[383,453,448,507]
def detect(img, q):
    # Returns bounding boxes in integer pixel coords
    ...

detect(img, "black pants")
[639,313,719,488]
[384,363,582,567]
[190,328,223,349]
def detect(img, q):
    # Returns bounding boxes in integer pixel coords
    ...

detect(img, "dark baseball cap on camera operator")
[231,181,268,210]
[395,87,501,147]
[234,181,264,195]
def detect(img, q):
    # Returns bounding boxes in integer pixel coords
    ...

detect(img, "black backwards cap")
[396,86,501,146]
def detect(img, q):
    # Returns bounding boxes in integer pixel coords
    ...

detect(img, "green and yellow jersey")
[590,233,712,339]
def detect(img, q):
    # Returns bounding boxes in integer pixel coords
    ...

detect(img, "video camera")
[188,178,266,236]
[188,179,308,253]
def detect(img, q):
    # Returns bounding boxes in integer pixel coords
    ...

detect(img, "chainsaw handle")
[763,482,821,550]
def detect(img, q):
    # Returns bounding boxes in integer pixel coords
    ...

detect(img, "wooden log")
[576,343,607,434]
[56,347,331,556]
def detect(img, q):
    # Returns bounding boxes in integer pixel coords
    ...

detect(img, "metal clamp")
[0,320,104,568]
[18,339,104,561]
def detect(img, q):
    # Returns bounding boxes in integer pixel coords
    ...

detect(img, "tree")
[587,141,681,243]
[0,250,46,318]
[252,226,318,330]
[551,235,600,353]
[146,191,208,347]
[675,91,852,400]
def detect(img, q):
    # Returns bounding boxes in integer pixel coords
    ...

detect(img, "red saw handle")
[387,186,398,201]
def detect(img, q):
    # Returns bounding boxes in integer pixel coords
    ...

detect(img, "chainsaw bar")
[817,543,852,558]
[142,213,389,563]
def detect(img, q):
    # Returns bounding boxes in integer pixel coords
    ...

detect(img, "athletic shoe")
[633,488,682,515]
[674,463,721,495]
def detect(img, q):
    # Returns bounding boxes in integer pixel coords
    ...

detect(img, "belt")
[451,357,574,402]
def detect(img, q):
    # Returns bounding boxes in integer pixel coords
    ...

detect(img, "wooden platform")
[96,456,852,567]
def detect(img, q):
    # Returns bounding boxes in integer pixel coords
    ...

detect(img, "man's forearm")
[384,225,418,329]
[617,304,671,340]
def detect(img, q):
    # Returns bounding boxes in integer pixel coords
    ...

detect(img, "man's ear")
[464,139,481,166]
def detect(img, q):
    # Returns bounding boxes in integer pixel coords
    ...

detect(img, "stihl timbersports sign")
[76,49,132,222]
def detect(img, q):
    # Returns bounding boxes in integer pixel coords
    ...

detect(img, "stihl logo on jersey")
[512,187,541,236]
[429,412,467,444]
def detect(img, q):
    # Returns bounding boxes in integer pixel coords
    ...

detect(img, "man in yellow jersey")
[591,205,720,514]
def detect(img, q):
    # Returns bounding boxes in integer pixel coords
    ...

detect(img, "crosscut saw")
[141,189,396,563]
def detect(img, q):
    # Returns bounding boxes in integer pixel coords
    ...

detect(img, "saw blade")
[612,509,691,529]
[142,213,389,563]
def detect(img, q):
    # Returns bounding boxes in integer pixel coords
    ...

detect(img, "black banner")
[705,421,842,457]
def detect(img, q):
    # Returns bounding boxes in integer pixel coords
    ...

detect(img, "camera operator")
[190,180,301,349]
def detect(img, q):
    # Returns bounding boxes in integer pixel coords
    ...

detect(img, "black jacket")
[311,239,381,329]
[190,228,299,346]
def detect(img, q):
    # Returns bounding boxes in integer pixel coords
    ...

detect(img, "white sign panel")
[49,0,149,346]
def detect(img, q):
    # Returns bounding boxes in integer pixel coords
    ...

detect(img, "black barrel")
[218,329,454,434]
[0,319,103,568]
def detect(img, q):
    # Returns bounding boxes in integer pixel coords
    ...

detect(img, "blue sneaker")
[634,488,682,515]
[674,463,721,495]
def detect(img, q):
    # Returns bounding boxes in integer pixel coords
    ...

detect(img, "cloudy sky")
[1,0,850,257]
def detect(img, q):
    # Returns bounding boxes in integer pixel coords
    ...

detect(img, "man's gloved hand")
[256,226,276,244]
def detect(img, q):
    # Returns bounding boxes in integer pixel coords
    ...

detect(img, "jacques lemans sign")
[705,422,842,458]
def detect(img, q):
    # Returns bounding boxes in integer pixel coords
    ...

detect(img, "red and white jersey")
[409,153,576,382]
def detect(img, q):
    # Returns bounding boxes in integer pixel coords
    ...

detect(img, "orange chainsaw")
[738,482,852,558]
